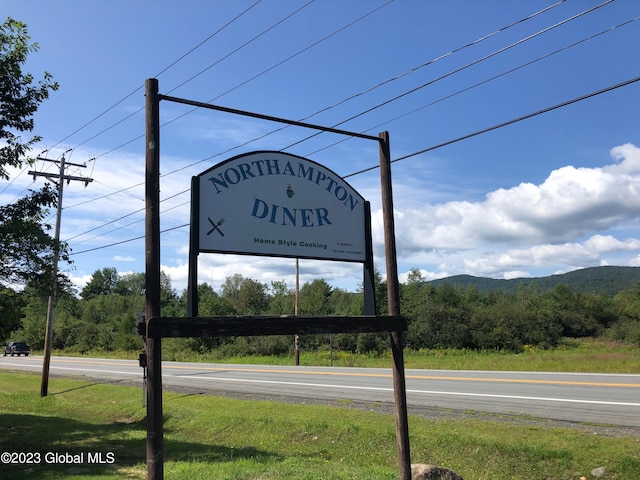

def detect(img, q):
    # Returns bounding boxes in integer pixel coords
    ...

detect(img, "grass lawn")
[1,370,639,479]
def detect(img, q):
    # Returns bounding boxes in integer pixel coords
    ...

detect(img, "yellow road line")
[35,357,640,388]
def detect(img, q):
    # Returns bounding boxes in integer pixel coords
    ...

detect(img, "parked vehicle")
[3,342,31,357]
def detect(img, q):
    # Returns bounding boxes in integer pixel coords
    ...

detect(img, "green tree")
[402,269,436,350]
[401,268,434,322]
[0,187,65,292]
[159,271,182,316]
[17,289,48,349]
[426,284,472,349]
[0,18,62,292]
[610,282,640,344]
[470,297,561,351]
[541,284,598,338]
[331,288,362,316]
[221,274,268,314]
[374,269,388,315]
[613,282,640,322]
[300,279,333,315]
[0,287,24,341]
[196,283,234,316]
[79,293,142,351]
[1,18,58,177]
[80,267,121,300]
[268,280,295,315]
[118,272,146,296]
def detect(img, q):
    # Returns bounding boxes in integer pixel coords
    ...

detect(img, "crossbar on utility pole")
[30,155,93,397]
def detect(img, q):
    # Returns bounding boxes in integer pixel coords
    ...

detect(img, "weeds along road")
[2,355,640,428]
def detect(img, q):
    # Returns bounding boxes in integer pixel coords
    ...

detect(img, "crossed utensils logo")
[207,217,225,236]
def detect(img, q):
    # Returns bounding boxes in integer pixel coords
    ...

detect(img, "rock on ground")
[411,464,464,480]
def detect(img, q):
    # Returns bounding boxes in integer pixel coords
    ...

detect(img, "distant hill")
[426,266,640,297]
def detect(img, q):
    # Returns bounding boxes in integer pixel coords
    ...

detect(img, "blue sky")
[2,0,640,295]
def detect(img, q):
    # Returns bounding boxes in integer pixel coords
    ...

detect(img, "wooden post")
[379,131,411,479]
[363,201,376,315]
[145,78,164,480]
[295,258,300,365]
[187,176,199,317]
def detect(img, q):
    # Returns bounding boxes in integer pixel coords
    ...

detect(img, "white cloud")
[113,255,135,262]
[583,235,640,253]
[392,143,640,255]
[380,144,640,281]
[12,141,640,295]
[460,238,606,277]
[161,254,364,295]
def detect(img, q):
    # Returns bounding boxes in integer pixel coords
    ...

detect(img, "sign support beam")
[363,201,376,315]
[379,131,411,479]
[158,94,380,142]
[142,315,405,338]
[187,176,199,317]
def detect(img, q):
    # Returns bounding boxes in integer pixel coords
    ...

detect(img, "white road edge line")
[175,375,640,407]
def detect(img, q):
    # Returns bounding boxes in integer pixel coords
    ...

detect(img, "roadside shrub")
[606,319,640,346]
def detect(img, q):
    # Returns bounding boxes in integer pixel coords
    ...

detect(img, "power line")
[64,180,144,210]
[49,1,263,152]
[60,0,620,246]
[3,151,70,207]
[157,0,395,132]
[156,0,262,80]
[65,184,189,242]
[64,0,567,213]
[0,166,34,201]
[60,0,324,211]
[283,0,615,151]
[47,89,143,153]
[67,9,631,247]
[166,0,316,95]
[306,14,640,158]
[68,74,640,255]
[294,0,567,126]
[71,108,143,151]
[69,200,190,248]
[91,0,559,163]
[346,75,640,178]
[61,1,396,212]
[70,223,189,255]
[65,204,144,242]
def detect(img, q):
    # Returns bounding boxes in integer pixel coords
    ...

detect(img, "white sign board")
[196,151,366,262]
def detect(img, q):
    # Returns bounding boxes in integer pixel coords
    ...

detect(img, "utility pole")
[145,77,164,480]
[29,154,93,397]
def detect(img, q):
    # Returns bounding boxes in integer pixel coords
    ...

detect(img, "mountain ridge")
[426,266,640,297]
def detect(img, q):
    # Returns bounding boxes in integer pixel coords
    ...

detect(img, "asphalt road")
[2,355,639,428]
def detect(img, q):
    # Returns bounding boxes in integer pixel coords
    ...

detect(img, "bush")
[356,333,387,355]
[606,319,640,346]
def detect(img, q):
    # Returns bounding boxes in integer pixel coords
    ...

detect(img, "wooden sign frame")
[144,78,411,480]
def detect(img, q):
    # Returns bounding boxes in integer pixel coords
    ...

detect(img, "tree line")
[2,267,640,357]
